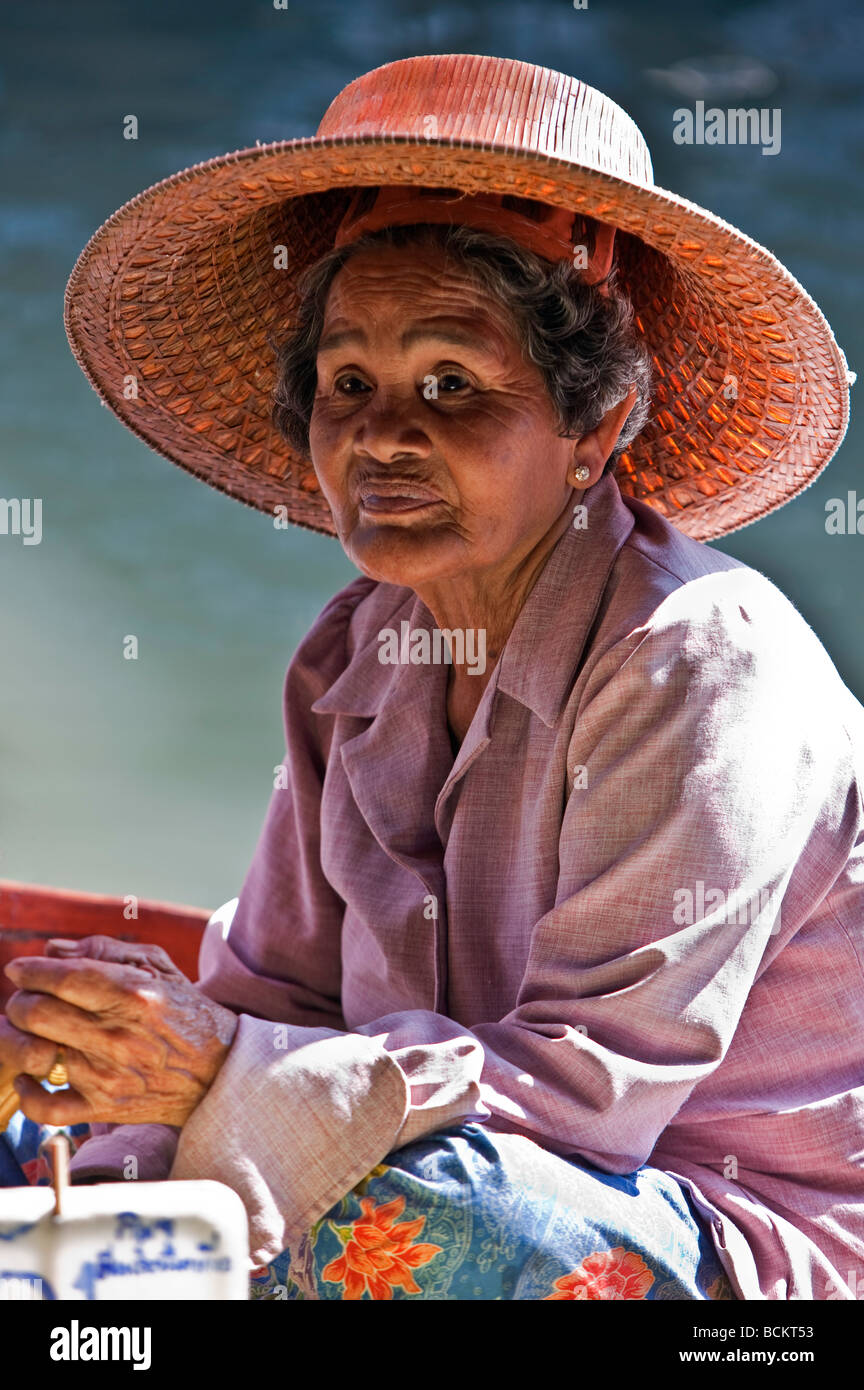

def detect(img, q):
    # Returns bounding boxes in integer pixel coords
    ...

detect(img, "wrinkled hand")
[1,936,238,1127]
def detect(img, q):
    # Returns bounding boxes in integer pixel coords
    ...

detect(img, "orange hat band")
[333,185,616,290]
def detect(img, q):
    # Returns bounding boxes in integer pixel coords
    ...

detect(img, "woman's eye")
[334,375,370,395]
[435,371,471,393]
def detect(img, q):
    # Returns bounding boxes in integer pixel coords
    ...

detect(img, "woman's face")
[308,242,577,589]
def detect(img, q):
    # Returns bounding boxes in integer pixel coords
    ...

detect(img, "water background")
[2,0,862,907]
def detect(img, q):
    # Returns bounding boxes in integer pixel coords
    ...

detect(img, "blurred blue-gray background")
[1,0,861,907]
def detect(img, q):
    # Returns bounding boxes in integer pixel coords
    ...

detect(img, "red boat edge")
[0,878,209,1008]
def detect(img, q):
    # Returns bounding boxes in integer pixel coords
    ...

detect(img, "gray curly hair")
[271,220,652,476]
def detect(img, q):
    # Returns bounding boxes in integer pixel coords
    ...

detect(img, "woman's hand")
[0,936,238,1128]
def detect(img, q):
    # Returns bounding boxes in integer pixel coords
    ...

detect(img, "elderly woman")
[1,55,862,1302]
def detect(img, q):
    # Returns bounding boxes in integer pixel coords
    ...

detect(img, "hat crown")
[316,53,654,186]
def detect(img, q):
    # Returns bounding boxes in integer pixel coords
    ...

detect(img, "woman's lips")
[359,488,443,514]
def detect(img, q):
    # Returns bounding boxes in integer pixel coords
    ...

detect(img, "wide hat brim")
[64,64,852,542]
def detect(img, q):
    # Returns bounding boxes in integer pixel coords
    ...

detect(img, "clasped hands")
[0,937,238,1128]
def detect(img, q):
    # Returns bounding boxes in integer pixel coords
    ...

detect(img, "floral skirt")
[2,1117,736,1301]
[251,1124,737,1301]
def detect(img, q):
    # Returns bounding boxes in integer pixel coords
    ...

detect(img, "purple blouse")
[71,473,864,1300]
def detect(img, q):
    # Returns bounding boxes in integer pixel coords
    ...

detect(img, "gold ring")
[46,1050,69,1087]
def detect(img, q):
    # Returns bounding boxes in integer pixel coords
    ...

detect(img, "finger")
[4,955,153,1012]
[46,935,125,961]
[15,1059,185,1128]
[46,936,185,978]
[18,1039,104,1096]
[4,989,121,1059]
[14,1074,92,1127]
[0,1018,57,1084]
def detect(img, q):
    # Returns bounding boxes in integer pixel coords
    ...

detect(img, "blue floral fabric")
[249,1124,737,1301]
[2,1118,736,1300]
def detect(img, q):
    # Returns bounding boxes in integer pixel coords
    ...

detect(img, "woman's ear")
[568,385,639,487]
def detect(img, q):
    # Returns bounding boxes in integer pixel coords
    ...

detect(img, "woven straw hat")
[64,53,853,541]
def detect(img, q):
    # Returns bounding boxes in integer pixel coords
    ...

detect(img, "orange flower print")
[545,1247,655,1300]
[321,1195,442,1300]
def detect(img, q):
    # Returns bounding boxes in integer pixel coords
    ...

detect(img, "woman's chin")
[342,517,468,587]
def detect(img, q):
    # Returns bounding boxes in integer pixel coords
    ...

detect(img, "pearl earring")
[572,464,591,483]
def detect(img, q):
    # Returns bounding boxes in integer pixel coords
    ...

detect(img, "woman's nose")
[353,389,433,461]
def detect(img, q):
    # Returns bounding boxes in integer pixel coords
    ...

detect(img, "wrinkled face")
[309,243,575,588]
